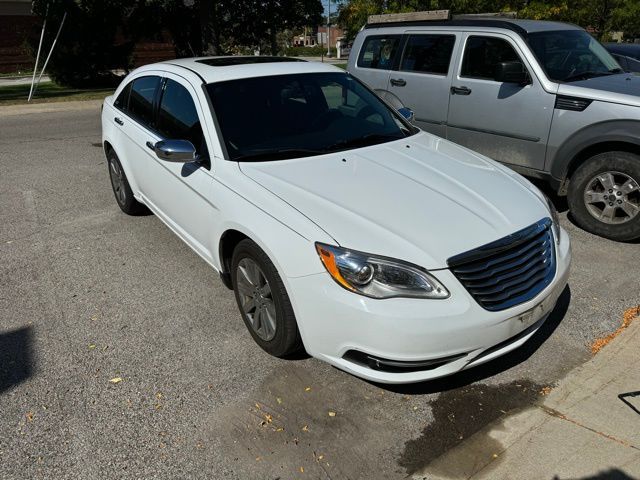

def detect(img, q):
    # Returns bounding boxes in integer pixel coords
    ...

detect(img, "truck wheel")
[568,151,640,241]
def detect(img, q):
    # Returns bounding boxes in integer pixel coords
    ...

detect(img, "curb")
[414,309,640,480]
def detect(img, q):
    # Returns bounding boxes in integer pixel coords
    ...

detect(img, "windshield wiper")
[234,148,327,162]
[323,133,404,152]
[562,70,614,82]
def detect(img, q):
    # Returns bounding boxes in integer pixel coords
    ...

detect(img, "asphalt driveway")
[0,102,638,479]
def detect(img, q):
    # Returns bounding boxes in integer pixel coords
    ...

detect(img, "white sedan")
[101,57,571,384]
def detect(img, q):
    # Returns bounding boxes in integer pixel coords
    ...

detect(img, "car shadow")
[0,326,34,395]
[375,285,572,395]
[553,468,637,480]
[529,178,569,213]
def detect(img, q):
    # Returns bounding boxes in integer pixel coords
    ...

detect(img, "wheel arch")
[218,229,250,289]
[103,140,114,156]
[551,121,640,193]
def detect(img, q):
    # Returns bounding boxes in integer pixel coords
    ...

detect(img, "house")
[0,0,38,73]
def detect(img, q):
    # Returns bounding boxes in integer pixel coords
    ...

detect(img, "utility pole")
[326,0,331,57]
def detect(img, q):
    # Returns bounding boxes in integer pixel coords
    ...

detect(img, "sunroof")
[196,56,307,67]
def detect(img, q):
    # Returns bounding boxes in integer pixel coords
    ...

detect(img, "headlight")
[315,243,449,299]
[544,195,560,243]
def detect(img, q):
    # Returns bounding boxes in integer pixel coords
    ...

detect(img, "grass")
[0,81,113,106]
[335,63,347,70]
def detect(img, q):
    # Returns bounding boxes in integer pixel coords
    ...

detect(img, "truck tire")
[568,151,640,241]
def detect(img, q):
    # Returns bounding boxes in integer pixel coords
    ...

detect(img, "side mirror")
[494,61,530,85]
[151,140,197,163]
[397,107,415,122]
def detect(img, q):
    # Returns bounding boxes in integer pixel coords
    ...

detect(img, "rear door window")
[357,35,401,70]
[400,34,456,75]
[128,76,161,127]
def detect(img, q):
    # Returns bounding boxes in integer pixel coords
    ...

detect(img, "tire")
[568,151,640,241]
[107,150,147,215]
[230,239,303,358]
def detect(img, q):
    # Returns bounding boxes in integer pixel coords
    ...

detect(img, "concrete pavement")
[415,308,640,480]
[1,100,639,479]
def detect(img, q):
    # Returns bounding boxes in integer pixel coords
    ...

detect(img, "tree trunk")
[198,0,219,55]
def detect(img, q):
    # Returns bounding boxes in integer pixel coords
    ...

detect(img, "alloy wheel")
[583,171,640,224]
[236,257,277,341]
[109,159,126,206]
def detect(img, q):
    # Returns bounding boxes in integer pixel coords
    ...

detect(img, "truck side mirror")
[494,61,531,85]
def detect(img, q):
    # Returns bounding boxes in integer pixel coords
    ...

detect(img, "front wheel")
[568,151,640,241]
[231,239,303,358]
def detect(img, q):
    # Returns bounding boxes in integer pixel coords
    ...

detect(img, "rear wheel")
[107,150,146,215]
[231,239,303,357]
[568,151,640,241]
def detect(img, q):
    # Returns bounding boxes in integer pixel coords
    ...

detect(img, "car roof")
[364,18,582,36]
[157,56,342,84]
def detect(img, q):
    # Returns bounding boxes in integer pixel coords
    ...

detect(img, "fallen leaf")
[275,427,284,432]
[304,387,311,392]
[88,344,96,350]
[328,411,336,417]
[156,392,163,399]
[300,467,304,473]
[109,377,122,384]
[539,386,552,396]
[25,412,34,422]
[492,453,498,459]
[302,425,309,432]
[276,397,282,404]
[264,414,273,423]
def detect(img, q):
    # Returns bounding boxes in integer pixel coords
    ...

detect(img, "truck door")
[386,31,460,137]
[446,32,555,170]
[350,34,402,93]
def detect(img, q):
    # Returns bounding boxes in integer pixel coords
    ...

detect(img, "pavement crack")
[539,405,640,450]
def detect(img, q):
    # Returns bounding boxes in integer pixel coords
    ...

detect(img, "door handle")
[145,141,156,151]
[114,117,124,125]
[390,78,406,87]
[450,86,472,95]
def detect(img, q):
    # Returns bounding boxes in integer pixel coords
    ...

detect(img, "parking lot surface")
[1,103,638,479]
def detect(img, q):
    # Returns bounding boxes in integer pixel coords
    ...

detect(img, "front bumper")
[286,227,571,384]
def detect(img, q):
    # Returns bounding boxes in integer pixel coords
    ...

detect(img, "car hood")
[558,73,640,107]
[239,132,549,269]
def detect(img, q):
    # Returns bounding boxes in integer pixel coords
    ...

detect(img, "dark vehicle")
[604,43,640,73]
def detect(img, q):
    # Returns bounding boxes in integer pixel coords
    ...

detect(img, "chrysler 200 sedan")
[101,57,571,384]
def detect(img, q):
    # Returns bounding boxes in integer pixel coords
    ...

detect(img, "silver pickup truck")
[348,18,640,241]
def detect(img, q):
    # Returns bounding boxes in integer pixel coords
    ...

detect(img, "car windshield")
[527,30,622,82]
[206,72,416,161]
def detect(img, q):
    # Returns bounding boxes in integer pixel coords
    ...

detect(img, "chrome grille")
[448,219,556,311]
